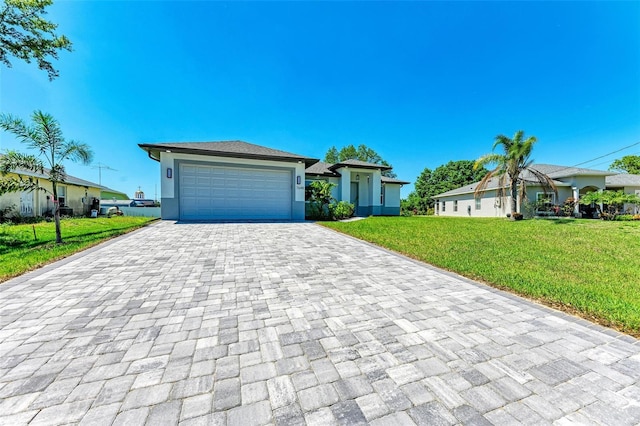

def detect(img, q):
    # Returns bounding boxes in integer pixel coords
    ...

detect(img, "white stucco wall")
[436,190,509,217]
[437,185,579,218]
[384,184,401,208]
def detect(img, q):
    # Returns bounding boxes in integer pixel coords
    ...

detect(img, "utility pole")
[91,163,117,186]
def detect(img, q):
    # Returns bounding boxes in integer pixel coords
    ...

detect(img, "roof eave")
[328,163,392,172]
[139,144,318,166]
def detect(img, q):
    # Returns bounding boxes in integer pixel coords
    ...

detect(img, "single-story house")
[304,160,410,217]
[0,169,102,217]
[433,164,634,218]
[138,140,409,221]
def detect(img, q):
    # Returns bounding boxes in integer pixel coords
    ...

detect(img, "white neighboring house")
[433,164,629,218]
[139,141,410,221]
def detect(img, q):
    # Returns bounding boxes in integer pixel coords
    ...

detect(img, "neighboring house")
[139,140,409,221]
[101,187,129,201]
[0,169,102,217]
[305,160,409,216]
[605,173,640,214]
[433,164,618,218]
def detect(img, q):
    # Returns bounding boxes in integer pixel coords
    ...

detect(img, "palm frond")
[0,151,44,175]
[61,140,93,165]
[474,153,503,170]
[526,166,558,196]
[474,166,503,198]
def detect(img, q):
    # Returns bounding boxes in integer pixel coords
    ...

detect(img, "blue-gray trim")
[380,206,400,215]
[161,197,179,220]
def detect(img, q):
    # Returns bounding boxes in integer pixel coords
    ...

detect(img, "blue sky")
[2,1,639,199]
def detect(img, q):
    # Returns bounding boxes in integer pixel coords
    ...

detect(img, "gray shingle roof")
[527,164,615,178]
[381,176,410,185]
[605,173,640,187]
[305,161,340,177]
[433,165,576,198]
[304,161,408,184]
[328,159,392,171]
[139,140,318,166]
[433,163,623,199]
[9,167,102,189]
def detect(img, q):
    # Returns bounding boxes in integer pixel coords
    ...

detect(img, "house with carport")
[433,164,623,218]
[139,140,409,221]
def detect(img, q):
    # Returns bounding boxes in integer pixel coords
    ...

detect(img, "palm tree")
[474,130,556,219]
[0,110,93,243]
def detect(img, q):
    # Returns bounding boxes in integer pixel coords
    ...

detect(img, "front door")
[350,182,359,216]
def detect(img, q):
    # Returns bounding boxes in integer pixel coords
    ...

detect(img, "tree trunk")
[54,208,62,243]
[510,180,518,219]
[52,183,63,244]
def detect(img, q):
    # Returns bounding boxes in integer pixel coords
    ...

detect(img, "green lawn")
[322,216,640,336]
[0,216,157,282]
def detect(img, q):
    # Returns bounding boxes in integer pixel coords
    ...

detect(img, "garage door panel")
[179,163,292,220]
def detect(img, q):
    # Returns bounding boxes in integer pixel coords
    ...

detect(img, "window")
[453,200,458,212]
[380,185,385,205]
[436,201,439,213]
[57,185,67,207]
[536,192,556,213]
[475,197,481,210]
[442,201,446,212]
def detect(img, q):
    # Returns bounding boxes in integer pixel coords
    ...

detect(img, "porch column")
[572,186,579,216]
[340,168,350,203]
[598,188,604,217]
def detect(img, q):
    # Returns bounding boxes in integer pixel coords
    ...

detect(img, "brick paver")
[1,221,639,425]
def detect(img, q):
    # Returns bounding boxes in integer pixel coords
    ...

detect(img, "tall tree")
[323,144,397,178]
[0,110,93,243]
[474,130,556,219]
[0,0,72,80]
[408,160,488,212]
[609,155,640,175]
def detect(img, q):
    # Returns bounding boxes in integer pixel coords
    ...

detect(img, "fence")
[119,207,161,218]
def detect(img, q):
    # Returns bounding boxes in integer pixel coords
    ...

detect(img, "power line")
[570,141,640,169]
[538,141,640,175]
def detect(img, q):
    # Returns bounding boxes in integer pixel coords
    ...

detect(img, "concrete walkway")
[0,222,639,425]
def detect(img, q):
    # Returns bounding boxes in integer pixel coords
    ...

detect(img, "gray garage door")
[179,163,292,220]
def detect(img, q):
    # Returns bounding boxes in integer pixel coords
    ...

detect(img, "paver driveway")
[1,221,639,425]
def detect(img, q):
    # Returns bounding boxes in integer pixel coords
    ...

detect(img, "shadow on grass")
[0,227,134,255]
[551,219,578,225]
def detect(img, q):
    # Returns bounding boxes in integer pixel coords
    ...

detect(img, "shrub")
[307,180,337,220]
[614,214,637,221]
[400,208,414,217]
[330,201,355,220]
[512,213,524,221]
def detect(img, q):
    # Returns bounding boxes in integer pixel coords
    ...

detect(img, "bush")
[512,213,524,221]
[400,208,414,217]
[330,201,355,220]
[613,214,640,221]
